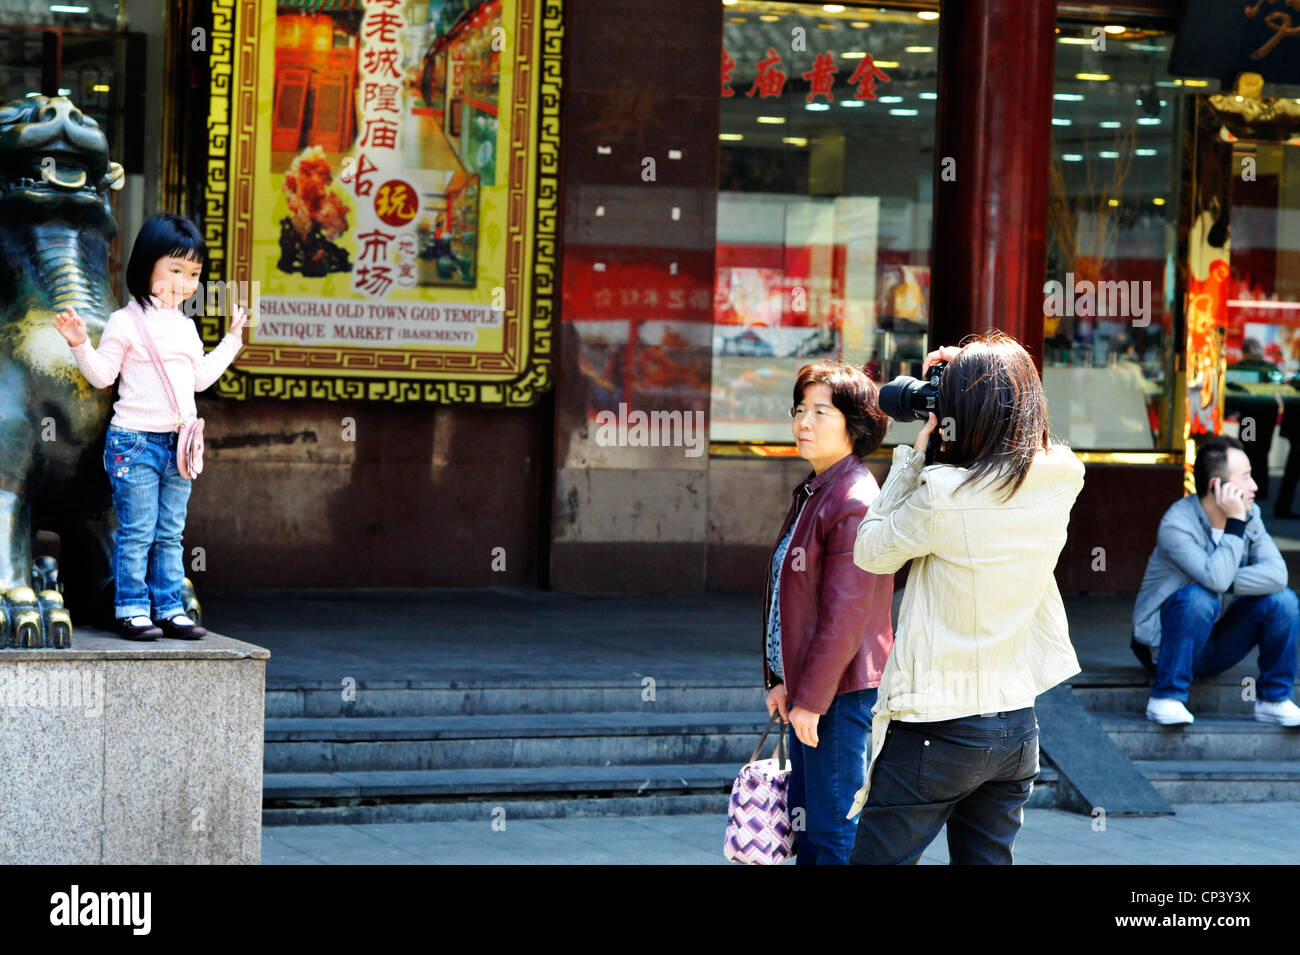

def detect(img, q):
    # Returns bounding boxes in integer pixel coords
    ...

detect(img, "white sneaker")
[1254,699,1300,727]
[1146,697,1195,725]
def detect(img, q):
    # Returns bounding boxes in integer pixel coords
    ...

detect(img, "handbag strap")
[127,303,185,425]
[748,712,789,771]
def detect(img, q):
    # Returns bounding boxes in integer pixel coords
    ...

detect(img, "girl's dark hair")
[126,213,208,312]
[792,359,890,460]
[934,329,1052,501]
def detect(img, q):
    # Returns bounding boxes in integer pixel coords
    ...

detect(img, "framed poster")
[203,0,561,404]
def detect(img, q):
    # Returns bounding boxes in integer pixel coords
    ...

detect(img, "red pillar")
[929,0,1056,370]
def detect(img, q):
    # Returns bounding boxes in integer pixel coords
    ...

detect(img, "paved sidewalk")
[262,802,1300,865]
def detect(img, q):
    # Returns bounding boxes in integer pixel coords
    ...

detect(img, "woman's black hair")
[126,213,208,312]
[933,329,1052,502]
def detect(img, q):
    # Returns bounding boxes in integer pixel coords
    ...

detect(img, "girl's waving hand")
[53,306,88,347]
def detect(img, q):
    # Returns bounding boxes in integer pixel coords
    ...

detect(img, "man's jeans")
[849,708,1039,865]
[104,426,192,620]
[786,687,875,865]
[1153,582,1300,703]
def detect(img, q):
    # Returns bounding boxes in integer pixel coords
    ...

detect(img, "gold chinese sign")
[203,0,561,404]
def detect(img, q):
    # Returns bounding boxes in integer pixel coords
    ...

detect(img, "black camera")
[879,361,946,422]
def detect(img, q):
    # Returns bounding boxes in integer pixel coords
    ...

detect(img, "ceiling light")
[719,133,744,141]
[877,95,903,103]
[805,103,830,111]
[1054,93,1085,101]
[1058,37,1095,45]
[1107,198,1120,206]
[823,4,846,11]
[889,108,919,116]
[1137,117,1161,125]
[1153,197,1166,206]
[1076,73,1111,82]
[917,11,939,20]
[1100,150,1119,158]
[783,137,808,147]
[905,46,933,53]
[1062,154,1084,162]
[919,91,937,100]
[1099,120,1122,128]
[756,116,786,124]
[1103,25,1127,34]
[840,100,864,107]
[1052,118,1072,126]
[1184,79,1209,87]
[1136,148,1158,156]
[872,60,899,68]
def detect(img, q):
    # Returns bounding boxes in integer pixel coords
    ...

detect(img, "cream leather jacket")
[846,441,1086,818]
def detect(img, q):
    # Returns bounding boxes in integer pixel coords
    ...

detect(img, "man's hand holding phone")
[1211,476,1248,521]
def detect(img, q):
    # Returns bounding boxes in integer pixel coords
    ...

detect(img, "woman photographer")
[846,331,1086,865]
[763,360,895,865]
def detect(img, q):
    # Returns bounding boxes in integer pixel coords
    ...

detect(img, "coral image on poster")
[278,146,352,277]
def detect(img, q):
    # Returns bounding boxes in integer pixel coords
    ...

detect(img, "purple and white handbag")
[724,713,794,865]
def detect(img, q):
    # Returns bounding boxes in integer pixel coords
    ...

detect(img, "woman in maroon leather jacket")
[763,359,895,864]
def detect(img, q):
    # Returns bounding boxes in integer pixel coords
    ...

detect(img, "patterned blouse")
[766,489,810,680]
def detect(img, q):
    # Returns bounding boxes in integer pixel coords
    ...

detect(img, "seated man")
[1132,436,1300,726]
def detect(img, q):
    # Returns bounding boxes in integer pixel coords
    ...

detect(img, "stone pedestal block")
[0,632,268,864]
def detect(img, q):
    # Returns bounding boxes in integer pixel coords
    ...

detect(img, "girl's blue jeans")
[104,425,191,620]
[785,687,876,865]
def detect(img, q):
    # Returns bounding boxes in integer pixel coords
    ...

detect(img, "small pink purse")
[128,306,205,480]
[724,713,794,865]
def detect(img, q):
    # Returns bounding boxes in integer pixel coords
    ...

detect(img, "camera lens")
[879,376,927,422]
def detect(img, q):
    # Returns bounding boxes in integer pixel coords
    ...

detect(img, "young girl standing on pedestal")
[52,213,246,641]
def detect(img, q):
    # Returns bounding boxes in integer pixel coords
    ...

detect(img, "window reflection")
[1044,26,1182,450]
[713,2,938,445]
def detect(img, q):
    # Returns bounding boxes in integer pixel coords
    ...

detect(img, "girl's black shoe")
[158,615,207,640]
[115,617,162,641]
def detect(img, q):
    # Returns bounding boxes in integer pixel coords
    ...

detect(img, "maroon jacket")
[762,453,894,715]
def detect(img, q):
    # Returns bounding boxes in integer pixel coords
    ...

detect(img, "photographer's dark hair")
[935,330,1052,501]
[1193,435,1245,498]
[793,359,890,459]
[126,213,208,312]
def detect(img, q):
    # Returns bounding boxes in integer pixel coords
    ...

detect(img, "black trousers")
[849,708,1038,865]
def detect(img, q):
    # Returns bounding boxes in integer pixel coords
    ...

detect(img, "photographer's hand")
[922,345,962,376]
[914,412,939,453]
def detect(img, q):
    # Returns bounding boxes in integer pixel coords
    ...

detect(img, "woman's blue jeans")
[104,425,192,620]
[785,686,876,865]
[849,707,1039,865]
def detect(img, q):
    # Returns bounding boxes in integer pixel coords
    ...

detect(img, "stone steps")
[265,683,766,718]
[1131,760,1300,802]
[260,678,1300,825]
[1096,712,1300,762]
[263,712,778,773]
[261,760,1062,826]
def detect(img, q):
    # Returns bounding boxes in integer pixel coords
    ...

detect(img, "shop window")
[1046,24,1186,451]
[713,2,938,448]
[0,0,118,30]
